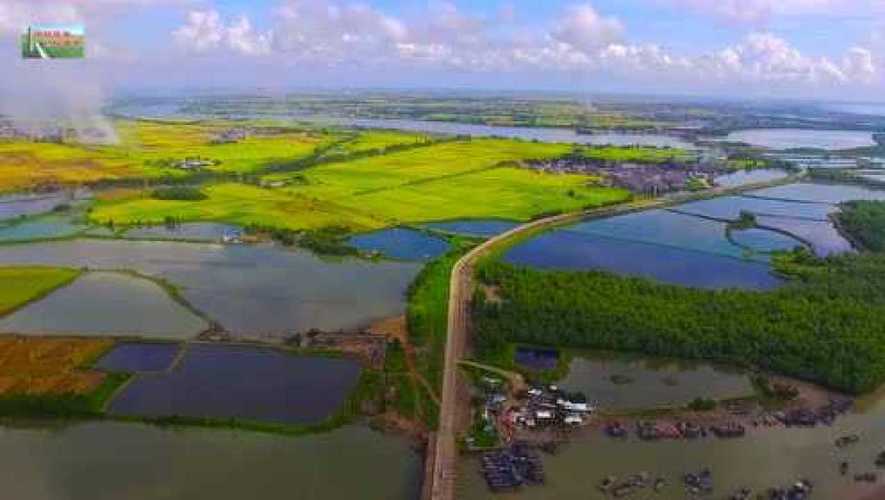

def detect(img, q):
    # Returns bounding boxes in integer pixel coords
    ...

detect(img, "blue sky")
[1,0,884,100]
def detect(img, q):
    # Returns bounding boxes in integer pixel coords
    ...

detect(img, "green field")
[337,130,432,154]
[0,141,142,192]
[92,138,631,231]
[574,145,693,164]
[114,120,339,174]
[92,183,382,231]
[0,123,451,194]
[0,267,81,316]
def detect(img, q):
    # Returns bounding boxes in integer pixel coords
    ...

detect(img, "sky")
[1,0,885,102]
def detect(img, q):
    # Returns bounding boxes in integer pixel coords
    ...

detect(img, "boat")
[598,475,617,492]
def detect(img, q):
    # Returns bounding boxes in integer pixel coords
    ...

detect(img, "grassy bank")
[0,337,127,418]
[404,238,477,429]
[0,266,82,316]
[473,248,885,394]
[0,373,130,418]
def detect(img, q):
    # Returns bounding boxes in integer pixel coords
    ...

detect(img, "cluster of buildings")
[507,384,595,430]
[211,128,248,144]
[524,158,716,196]
[176,158,216,170]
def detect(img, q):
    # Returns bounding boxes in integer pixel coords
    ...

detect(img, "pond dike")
[665,207,819,251]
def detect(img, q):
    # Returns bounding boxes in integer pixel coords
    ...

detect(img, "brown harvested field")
[0,337,112,396]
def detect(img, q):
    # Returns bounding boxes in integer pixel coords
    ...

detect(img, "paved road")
[425,172,805,500]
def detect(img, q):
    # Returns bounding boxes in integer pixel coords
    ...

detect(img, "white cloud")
[271,0,406,62]
[174,10,272,55]
[658,0,866,25]
[550,4,623,52]
[227,16,272,56]
[161,1,879,92]
[173,10,225,52]
[699,33,861,84]
[843,47,876,83]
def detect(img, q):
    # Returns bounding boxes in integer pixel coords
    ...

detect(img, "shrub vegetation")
[837,200,885,252]
[473,248,885,394]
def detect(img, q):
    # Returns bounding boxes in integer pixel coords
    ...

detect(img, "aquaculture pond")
[728,228,806,253]
[749,182,885,204]
[348,227,449,261]
[724,129,876,150]
[122,223,241,243]
[555,352,754,410]
[342,118,695,148]
[0,239,420,336]
[504,228,782,290]
[108,344,361,425]
[755,216,854,257]
[514,346,560,371]
[676,196,834,221]
[95,342,182,372]
[674,192,860,257]
[0,272,208,339]
[423,219,520,238]
[0,422,420,500]
[459,389,885,500]
[0,214,88,242]
[713,168,790,188]
[504,219,781,290]
[0,192,85,222]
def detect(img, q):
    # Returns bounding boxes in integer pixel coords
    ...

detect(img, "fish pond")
[675,192,858,257]
[0,192,82,222]
[756,216,854,256]
[713,169,790,188]
[504,229,781,290]
[749,182,885,204]
[95,342,182,372]
[0,214,88,242]
[348,227,449,261]
[552,351,754,410]
[0,272,208,339]
[122,223,241,243]
[676,196,833,221]
[724,129,876,150]
[514,346,560,371]
[107,344,361,425]
[423,219,520,238]
[0,239,420,336]
[459,388,885,500]
[0,422,420,500]
[503,209,783,290]
[504,182,880,286]
[728,228,806,253]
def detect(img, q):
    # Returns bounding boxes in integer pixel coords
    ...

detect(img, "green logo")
[21,24,85,59]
